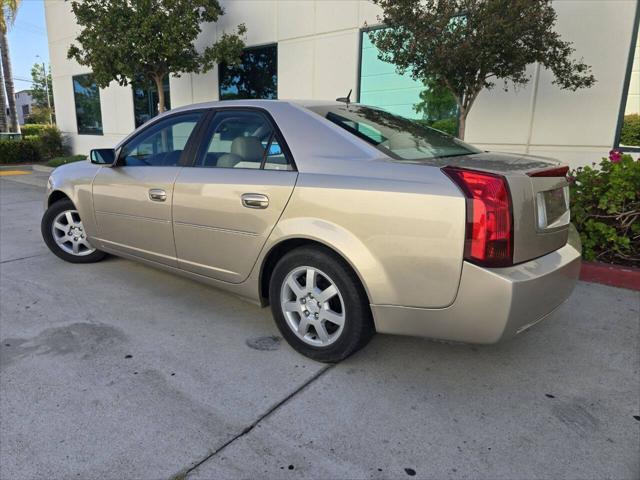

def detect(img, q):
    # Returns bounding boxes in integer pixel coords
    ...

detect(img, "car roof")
[168,98,345,114]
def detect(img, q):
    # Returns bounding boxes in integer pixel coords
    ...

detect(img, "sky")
[6,0,50,93]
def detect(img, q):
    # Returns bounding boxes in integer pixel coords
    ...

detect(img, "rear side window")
[196,110,293,171]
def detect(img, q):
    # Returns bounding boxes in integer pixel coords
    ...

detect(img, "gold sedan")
[42,100,581,362]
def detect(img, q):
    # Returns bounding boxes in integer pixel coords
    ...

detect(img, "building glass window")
[133,76,171,128]
[359,29,459,136]
[72,74,103,135]
[219,44,277,100]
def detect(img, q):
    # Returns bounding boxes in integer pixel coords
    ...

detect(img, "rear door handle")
[149,188,167,202]
[241,193,269,209]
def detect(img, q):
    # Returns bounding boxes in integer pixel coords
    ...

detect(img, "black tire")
[41,198,107,264]
[269,246,374,362]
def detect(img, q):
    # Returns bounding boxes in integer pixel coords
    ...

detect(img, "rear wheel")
[269,246,374,362]
[41,199,106,263]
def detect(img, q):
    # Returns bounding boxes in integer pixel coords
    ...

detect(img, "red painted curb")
[580,261,640,291]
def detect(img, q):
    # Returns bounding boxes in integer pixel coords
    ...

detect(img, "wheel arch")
[47,190,72,207]
[259,237,374,308]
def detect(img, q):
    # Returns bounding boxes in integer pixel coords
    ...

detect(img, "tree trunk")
[154,74,166,113]
[0,31,19,133]
[457,108,467,141]
[0,59,7,132]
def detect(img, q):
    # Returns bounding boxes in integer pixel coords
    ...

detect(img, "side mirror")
[90,148,116,165]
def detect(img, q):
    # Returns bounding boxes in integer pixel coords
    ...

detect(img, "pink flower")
[609,149,623,163]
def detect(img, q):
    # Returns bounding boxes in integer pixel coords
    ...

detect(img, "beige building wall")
[45,0,638,167]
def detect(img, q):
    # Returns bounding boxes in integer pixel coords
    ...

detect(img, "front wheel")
[41,199,106,263]
[269,246,374,362]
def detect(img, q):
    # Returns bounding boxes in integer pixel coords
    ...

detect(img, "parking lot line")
[0,170,32,176]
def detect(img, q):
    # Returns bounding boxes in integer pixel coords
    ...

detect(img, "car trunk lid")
[428,152,570,265]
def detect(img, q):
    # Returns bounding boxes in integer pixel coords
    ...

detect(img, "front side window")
[133,76,171,128]
[120,112,202,167]
[308,104,480,161]
[197,110,292,170]
[73,74,103,135]
[219,44,278,100]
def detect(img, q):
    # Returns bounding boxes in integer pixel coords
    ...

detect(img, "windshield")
[307,104,481,161]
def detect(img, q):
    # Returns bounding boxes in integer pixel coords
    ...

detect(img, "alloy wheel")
[51,209,96,256]
[280,266,346,347]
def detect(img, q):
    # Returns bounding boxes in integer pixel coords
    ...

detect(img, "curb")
[31,164,54,173]
[580,261,640,291]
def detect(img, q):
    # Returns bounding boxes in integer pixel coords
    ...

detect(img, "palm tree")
[0,0,20,133]
[0,56,7,132]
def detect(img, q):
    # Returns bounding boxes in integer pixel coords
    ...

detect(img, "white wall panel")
[530,0,635,147]
[277,0,314,40]
[315,1,359,34]
[278,39,314,99]
[313,31,359,100]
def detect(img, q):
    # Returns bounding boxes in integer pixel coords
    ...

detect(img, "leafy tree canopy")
[369,0,596,139]
[68,0,246,111]
[30,62,53,110]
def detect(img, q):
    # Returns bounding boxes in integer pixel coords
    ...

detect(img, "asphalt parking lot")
[1,169,639,480]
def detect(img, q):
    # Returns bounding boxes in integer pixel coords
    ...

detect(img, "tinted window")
[219,44,277,100]
[73,74,103,135]
[197,110,292,170]
[133,76,171,128]
[308,104,480,161]
[120,112,202,167]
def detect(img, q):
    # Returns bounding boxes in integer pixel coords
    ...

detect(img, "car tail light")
[442,166,513,267]
[526,166,569,178]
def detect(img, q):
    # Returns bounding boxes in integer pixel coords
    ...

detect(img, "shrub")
[569,151,640,266]
[0,139,42,164]
[47,155,87,168]
[20,124,49,137]
[620,114,640,146]
[38,126,68,160]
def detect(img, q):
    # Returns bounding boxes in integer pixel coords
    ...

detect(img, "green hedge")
[20,124,50,137]
[570,152,640,267]
[0,139,42,164]
[38,126,67,159]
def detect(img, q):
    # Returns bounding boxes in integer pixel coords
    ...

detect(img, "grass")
[47,155,87,168]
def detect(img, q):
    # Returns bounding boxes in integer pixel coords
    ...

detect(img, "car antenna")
[336,89,352,105]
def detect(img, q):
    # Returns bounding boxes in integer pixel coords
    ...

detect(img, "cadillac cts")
[41,100,581,362]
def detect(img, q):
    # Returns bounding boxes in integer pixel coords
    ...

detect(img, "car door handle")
[241,193,269,209]
[149,188,167,202]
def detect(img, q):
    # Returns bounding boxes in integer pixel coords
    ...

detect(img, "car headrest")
[230,136,264,163]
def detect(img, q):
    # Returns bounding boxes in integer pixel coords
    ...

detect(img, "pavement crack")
[0,253,48,265]
[169,363,335,480]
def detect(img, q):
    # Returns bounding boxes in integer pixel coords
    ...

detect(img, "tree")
[369,0,596,139]
[0,0,20,133]
[68,0,246,114]
[31,63,53,109]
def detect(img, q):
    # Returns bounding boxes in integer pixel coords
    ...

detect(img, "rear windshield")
[307,104,481,161]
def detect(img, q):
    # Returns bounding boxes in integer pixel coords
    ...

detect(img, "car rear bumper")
[371,224,582,344]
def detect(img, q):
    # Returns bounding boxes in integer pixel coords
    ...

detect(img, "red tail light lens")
[442,166,513,267]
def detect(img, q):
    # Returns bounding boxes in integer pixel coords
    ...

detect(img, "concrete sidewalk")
[1,175,638,480]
